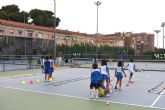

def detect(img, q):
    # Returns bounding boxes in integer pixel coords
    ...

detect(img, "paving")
[0,62,165,110]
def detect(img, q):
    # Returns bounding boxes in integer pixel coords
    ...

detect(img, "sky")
[0,0,165,48]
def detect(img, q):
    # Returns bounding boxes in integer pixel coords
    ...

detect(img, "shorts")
[116,72,123,79]
[50,67,54,73]
[45,68,51,74]
[90,82,99,89]
[130,72,133,77]
[101,74,110,81]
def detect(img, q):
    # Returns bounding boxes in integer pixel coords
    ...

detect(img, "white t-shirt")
[100,65,109,75]
[49,59,55,66]
[40,58,45,65]
[127,62,135,73]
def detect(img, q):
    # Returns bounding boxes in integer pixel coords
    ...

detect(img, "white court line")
[0,85,165,110]
[150,89,165,107]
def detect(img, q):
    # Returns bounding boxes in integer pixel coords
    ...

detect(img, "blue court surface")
[0,62,165,110]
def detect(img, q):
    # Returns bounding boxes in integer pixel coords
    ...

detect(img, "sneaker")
[126,84,129,86]
[129,81,133,83]
[95,90,99,99]
[106,94,110,97]
[95,94,99,99]
[90,90,94,99]
[115,86,118,89]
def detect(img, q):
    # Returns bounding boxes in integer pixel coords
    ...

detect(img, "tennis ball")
[49,78,53,81]
[36,79,40,83]
[21,80,26,85]
[98,87,104,96]
[106,101,110,105]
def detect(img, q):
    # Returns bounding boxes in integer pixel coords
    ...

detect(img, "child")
[40,56,45,73]
[125,58,135,86]
[115,61,126,90]
[100,59,110,92]
[90,63,101,99]
[93,57,98,64]
[44,56,51,81]
[49,56,55,79]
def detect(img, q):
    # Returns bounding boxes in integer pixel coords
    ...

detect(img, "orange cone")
[29,80,33,85]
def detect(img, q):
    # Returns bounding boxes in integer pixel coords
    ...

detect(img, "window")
[18,30,22,35]
[0,28,5,33]
[36,33,43,38]
[52,35,54,39]
[10,29,14,34]
[27,31,33,37]
[46,34,49,38]
[64,36,70,40]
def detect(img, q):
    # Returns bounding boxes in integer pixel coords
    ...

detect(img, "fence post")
[2,57,5,72]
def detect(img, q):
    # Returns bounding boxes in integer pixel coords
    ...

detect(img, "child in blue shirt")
[115,61,126,90]
[90,63,101,99]
[44,56,51,81]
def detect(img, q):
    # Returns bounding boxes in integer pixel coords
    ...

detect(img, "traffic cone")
[29,80,33,85]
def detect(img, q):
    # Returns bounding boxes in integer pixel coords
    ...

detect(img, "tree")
[0,4,20,21]
[29,9,60,27]
[1,4,20,13]
[0,5,61,27]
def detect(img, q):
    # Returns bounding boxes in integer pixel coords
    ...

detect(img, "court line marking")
[150,89,165,107]
[0,85,165,110]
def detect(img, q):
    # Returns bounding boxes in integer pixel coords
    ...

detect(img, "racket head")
[109,84,114,94]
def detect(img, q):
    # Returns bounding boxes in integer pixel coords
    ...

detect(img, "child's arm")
[134,64,136,71]
[90,72,93,81]
[122,66,127,77]
[124,64,129,69]
[114,68,117,77]
[106,65,109,76]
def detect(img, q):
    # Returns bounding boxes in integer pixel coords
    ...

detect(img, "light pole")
[153,30,161,48]
[95,1,101,58]
[161,22,165,49]
[95,1,101,34]
[53,0,56,59]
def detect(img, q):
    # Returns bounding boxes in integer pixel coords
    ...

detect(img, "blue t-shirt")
[91,69,101,84]
[44,60,51,74]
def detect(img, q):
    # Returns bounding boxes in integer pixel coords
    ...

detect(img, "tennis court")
[0,61,165,110]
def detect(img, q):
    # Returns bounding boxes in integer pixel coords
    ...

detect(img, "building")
[0,19,154,56]
[124,32,155,55]
[0,19,94,56]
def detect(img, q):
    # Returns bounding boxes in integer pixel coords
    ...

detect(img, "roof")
[0,19,88,36]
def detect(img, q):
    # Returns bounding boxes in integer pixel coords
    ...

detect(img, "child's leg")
[90,89,94,99]
[48,74,51,80]
[45,74,47,80]
[129,72,133,82]
[90,84,94,99]
[95,88,99,98]
[105,80,110,92]
[50,73,52,78]
[115,79,119,89]
[119,78,122,89]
